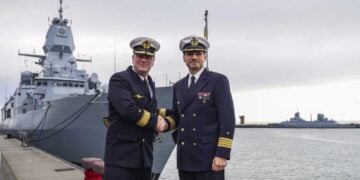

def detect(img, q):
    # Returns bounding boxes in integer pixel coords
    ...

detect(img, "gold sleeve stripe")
[166,116,176,130]
[217,137,233,149]
[159,108,166,117]
[103,117,110,128]
[136,110,151,127]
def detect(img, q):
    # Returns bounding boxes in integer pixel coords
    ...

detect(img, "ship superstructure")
[1,0,100,132]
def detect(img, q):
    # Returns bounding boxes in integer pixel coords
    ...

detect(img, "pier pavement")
[0,134,84,180]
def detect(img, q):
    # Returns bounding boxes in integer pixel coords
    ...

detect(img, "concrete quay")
[0,134,84,180]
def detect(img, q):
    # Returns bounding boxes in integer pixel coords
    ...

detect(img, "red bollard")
[84,169,102,180]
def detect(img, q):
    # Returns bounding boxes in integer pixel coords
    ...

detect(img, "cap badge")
[143,41,151,49]
[190,37,199,46]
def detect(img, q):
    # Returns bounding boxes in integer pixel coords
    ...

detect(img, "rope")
[28,93,100,143]
[27,103,51,137]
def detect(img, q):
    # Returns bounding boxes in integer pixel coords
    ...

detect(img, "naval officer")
[104,37,168,180]
[169,35,236,180]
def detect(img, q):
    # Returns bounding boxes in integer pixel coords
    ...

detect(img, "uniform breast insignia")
[198,92,211,103]
[133,94,144,99]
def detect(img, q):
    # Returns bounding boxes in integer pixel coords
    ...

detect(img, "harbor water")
[160,129,360,180]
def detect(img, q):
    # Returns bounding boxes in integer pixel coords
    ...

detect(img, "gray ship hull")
[269,122,358,128]
[1,93,108,162]
[278,121,337,128]
[0,87,174,175]
[33,93,108,163]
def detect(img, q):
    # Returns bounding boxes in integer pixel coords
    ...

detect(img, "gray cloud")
[1,0,360,105]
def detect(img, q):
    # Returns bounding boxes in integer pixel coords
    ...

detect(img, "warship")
[269,112,359,128]
[279,112,337,128]
[0,1,175,179]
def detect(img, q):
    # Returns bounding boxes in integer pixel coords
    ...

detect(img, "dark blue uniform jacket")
[171,69,236,171]
[105,66,157,168]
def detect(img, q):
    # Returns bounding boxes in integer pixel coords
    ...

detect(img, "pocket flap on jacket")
[200,135,218,143]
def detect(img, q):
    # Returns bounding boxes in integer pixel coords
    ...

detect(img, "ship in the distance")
[0,1,174,179]
[270,112,359,128]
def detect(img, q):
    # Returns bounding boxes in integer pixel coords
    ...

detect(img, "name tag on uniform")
[198,92,211,103]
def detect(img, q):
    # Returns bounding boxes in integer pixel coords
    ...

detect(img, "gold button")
[138,109,141,113]
[192,128,196,131]
[181,141,185,145]
[193,143,197,146]
[181,128,184,131]
[142,138,146,142]
[193,113,196,117]
[181,114,184,117]
[177,101,180,105]
[227,132,230,135]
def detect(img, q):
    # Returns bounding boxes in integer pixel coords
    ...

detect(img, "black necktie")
[143,79,152,97]
[189,76,195,90]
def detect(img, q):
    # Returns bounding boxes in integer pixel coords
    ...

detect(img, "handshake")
[155,115,168,133]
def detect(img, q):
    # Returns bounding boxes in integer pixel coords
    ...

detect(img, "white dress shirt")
[188,67,205,88]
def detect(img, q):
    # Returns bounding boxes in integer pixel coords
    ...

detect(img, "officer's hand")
[155,115,168,133]
[212,156,227,171]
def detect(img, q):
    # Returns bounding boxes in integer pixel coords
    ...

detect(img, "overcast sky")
[1,0,360,123]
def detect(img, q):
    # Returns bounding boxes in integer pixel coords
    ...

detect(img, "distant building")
[239,115,245,125]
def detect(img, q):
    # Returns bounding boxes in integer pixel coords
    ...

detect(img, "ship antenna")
[114,37,117,73]
[204,10,209,70]
[59,0,63,20]
[4,82,8,102]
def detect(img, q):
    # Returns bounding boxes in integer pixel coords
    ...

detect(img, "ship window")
[74,84,79,87]
[79,84,84,88]
[63,82,68,87]
[11,103,14,108]
[69,83,73,87]
[6,109,11,118]
[22,109,27,114]
[36,81,48,86]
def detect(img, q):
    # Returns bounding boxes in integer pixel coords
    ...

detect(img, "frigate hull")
[1,93,108,163]
[34,93,108,163]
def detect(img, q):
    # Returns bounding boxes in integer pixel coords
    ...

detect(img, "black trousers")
[104,165,151,180]
[179,170,225,180]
